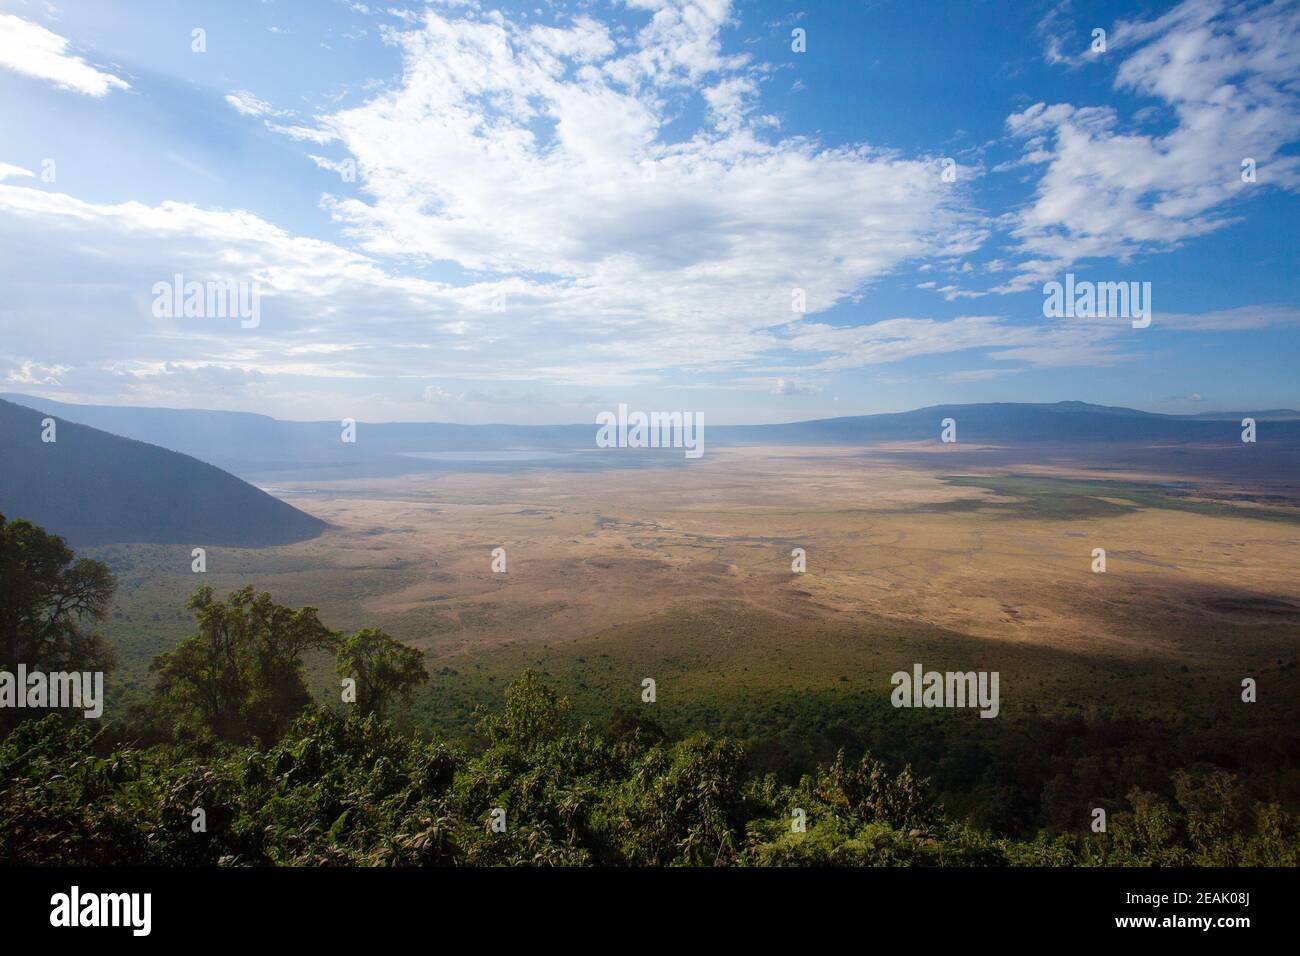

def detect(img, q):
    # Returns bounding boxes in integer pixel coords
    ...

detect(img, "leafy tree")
[336,627,428,720]
[0,514,116,728]
[476,669,573,749]
[616,735,750,865]
[806,749,939,832]
[150,585,335,746]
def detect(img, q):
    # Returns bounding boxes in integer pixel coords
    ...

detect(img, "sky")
[0,0,1297,424]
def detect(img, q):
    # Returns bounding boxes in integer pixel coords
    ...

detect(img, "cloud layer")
[998,0,1300,290]
[0,13,128,97]
[0,0,1296,418]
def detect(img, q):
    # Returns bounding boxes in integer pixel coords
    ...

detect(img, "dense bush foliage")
[3,671,1297,866]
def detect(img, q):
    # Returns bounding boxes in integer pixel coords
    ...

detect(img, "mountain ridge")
[4,393,1297,483]
[0,398,328,547]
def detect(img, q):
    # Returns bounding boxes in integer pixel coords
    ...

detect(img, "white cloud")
[918,281,988,302]
[1038,3,1108,69]
[786,315,1032,370]
[1,0,1289,419]
[772,377,818,395]
[4,172,1289,417]
[314,2,982,371]
[4,359,68,385]
[942,367,1024,383]
[998,0,1300,291]
[422,384,451,402]
[307,154,353,178]
[0,14,128,97]
[1154,304,1300,331]
[266,122,337,144]
[224,90,287,118]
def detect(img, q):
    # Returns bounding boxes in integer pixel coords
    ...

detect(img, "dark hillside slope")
[0,398,327,546]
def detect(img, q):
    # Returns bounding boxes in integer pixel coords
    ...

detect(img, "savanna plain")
[92,442,1300,835]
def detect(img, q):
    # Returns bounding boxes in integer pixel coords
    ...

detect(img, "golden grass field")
[93,443,1300,745]
[279,445,1300,653]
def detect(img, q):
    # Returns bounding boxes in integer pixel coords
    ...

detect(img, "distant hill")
[717,401,1300,445]
[1173,409,1300,421]
[4,393,1297,482]
[0,393,595,477]
[0,398,328,546]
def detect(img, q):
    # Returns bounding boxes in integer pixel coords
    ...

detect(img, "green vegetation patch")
[937,475,1300,523]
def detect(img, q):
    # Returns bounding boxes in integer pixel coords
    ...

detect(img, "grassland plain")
[88,445,1300,833]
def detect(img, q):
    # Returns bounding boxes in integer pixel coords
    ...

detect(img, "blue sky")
[0,0,1297,423]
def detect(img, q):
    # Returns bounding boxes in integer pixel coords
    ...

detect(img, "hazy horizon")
[6,390,1299,430]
